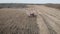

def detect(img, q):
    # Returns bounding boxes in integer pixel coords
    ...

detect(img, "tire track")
[39,14,57,34]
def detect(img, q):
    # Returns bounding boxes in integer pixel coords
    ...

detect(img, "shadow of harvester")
[0,10,39,34]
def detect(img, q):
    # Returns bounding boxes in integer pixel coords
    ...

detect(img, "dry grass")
[0,5,60,34]
[0,8,39,34]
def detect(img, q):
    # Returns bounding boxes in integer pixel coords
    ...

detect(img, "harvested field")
[0,8,39,34]
[0,5,60,34]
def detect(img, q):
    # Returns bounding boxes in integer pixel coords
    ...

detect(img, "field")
[0,8,39,34]
[0,4,60,34]
[45,4,60,9]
